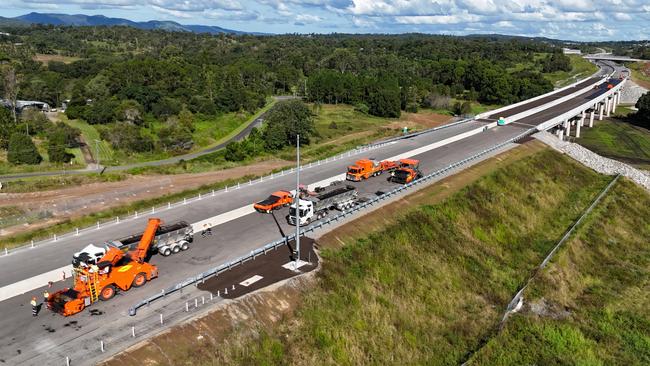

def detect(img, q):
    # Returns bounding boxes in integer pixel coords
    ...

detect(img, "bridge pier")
[606,97,612,117]
[576,115,582,138]
[589,109,595,127]
[612,93,617,113]
[599,103,604,120]
[580,111,586,127]
[565,119,571,139]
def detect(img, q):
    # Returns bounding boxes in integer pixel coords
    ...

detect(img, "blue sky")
[1,0,649,41]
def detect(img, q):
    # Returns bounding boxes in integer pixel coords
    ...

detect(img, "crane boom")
[128,218,161,262]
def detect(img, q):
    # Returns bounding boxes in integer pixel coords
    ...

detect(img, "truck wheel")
[180,241,190,251]
[161,247,172,256]
[99,285,116,301]
[172,245,181,254]
[132,273,147,288]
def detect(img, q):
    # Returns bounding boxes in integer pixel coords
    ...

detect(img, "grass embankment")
[470,178,650,364]
[0,173,127,193]
[545,55,599,88]
[124,147,631,365]
[627,61,650,89]
[578,119,650,170]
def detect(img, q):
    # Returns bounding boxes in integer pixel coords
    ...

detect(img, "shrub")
[7,133,42,165]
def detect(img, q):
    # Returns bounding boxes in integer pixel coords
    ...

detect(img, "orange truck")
[389,159,422,184]
[47,218,162,316]
[254,190,293,213]
[346,159,399,181]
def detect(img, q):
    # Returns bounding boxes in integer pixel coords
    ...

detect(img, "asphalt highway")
[0,64,621,364]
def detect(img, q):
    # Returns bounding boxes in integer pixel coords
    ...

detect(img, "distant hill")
[2,12,249,35]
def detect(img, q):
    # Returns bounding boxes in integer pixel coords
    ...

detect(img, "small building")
[562,48,582,55]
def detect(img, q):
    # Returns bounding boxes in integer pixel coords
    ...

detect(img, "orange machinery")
[253,190,293,213]
[47,218,162,316]
[389,159,422,184]
[346,158,409,181]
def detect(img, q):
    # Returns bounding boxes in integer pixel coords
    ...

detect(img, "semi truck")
[254,190,293,213]
[72,220,193,268]
[288,181,358,226]
[346,159,398,181]
[48,218,162,316]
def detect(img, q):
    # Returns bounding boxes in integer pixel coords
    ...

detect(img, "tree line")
[1,27,570,163]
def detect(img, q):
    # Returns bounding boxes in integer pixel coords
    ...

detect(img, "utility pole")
[295,134,300,269]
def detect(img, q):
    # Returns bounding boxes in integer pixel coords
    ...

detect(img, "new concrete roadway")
[0,65,620,365]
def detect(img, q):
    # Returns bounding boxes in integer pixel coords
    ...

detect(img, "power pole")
[295,134,300,269]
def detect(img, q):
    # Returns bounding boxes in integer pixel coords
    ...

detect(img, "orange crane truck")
[47,218,162,316]
[254,190,293,213]
[346,159,399,181]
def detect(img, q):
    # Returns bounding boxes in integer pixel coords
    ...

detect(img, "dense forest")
[0,26,571,163]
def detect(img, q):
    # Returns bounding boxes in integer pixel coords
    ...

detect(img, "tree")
[47,129,74,163]
[262,100,315,150]
[21,109,52,135]
[634,92,650,128]
[7,133,42,165]
[2,66,18,123]
[0,107,17,148]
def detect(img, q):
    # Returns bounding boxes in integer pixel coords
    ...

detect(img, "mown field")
[578,119,650,170]
[121,147,650,366]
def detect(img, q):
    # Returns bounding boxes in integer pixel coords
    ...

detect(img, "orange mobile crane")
[47,218,162,316]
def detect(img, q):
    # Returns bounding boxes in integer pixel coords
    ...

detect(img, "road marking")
[0,122,494,303]
[282,260,309,270]
[239,275,264,287]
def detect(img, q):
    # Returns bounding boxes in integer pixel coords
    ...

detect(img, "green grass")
[60,113,115,163]
[159,149,621,365]
[0,173,127,193]
[627,61,650,89]
[0,133,86,175]
[545,55,599,87]
[470,179,650,365]
[578,119,650,170]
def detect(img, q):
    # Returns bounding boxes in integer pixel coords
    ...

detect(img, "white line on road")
[0,122,493,303]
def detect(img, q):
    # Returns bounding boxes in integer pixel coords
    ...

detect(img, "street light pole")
[295,134,300,269]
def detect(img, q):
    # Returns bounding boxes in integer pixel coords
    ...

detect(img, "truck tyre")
[99,285,116,301]
[180,241,190,251]
[172,245,181,254]
[161,247,172,256]
[132,273,147,288]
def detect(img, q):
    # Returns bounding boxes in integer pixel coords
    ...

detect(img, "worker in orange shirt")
[30,297,38,317]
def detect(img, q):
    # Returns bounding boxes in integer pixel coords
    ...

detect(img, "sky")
[1,0,650,41]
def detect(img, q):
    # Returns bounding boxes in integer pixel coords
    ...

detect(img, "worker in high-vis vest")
[43,290,50,303]
[30,297,38,317]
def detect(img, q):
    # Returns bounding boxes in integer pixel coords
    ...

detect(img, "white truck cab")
[289,199,315,226]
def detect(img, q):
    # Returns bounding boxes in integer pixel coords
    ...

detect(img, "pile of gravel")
[534,131,650,191]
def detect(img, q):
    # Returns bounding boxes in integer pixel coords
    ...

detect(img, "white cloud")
[149,0,243,12]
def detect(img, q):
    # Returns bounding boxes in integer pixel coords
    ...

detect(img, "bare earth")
[0,159,290,237]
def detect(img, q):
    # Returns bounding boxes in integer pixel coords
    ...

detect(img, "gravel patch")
[534,131,650,191]
[619,79,648,105]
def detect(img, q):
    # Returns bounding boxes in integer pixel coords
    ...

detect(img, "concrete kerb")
[2,119,475,257]
[128,126,537,316]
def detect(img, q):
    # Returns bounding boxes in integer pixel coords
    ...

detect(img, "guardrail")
[2,118,479,258]
[128,126,538,316]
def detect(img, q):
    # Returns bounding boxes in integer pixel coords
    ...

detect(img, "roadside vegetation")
[544,55,599,87]
[627,62,650,89]
[469,178,650,364]
[578,118,650,170]
[1,28,581,173]
[117,147,641,365]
